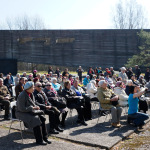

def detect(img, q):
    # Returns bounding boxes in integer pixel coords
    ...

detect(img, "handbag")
[31,110,44,116]
[111,94,119,106]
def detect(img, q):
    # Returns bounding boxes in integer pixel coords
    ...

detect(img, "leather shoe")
[55,127,64,132]
[44,139,52,144]
[36,141,47,145]
[81,121,88,126]
[49,129,59,134]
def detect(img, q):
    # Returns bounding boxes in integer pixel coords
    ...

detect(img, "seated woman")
[86,80,98,101]
[16,81,51,145]
[127,85,149,128]
[61,80,88,126]
[114,81,128,107]
[52,78,62,92]
[97,80,122,128]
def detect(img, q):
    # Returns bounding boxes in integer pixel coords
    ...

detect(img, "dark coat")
[16,90,42,128]
[15,82,24,100]
[33,90,51,110]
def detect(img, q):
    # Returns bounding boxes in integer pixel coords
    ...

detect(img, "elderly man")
[97,80,122,128]
[118,67,128,84]
[33,82,63,134]
[0,78,12,120]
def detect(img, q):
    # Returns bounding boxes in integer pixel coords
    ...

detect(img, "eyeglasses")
[37,85,42,88]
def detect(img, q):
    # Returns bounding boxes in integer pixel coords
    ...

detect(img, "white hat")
[86,75,89,77]
[24,81,34,90]
[98,80,105,87]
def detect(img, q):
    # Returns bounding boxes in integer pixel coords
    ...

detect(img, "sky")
[0,0,150,29]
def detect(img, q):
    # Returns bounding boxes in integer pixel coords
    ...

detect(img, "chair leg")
[20,121,23,143]
[9,121,13,134]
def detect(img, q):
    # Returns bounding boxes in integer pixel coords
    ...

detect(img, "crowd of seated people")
[0,65,150,145]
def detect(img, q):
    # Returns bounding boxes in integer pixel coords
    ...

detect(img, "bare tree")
[113,0,147,29]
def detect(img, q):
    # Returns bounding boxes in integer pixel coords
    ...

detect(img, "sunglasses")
[37,85,42,88]
[46,85,51,86]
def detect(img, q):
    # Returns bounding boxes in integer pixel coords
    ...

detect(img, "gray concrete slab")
[1,107,150,150]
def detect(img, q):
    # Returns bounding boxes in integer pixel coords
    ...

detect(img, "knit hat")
[98,80,105,87]
[24,81,34,90]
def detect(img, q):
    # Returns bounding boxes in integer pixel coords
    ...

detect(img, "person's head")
[23,72,26,77]
[127,80,133,86]
[33,77,39,83]
[116,81,123,88]
[35,82,42,92]
[75,76,79,81]
[62,77,67,83]
[113,74,116,78]
[65,68,68,72]
[69,74,73,79]
[52,74,57,78]
[86,75,89,79]
[117,77,122,81]
[37,73,41,79]
[28,74,33,79]
[46,74,50,78]
[73,79,79,88]
[24,77,28,83]
[56,67,59,71]
[33,70,37,74]
[99,76,105,80]
[0,78,3,86]
[131,75,135,80]
[121,67,126,73]
[135,65,139,69]
[0,73,3,78]
[16,73,20,78]
[110,67,113,71]
[93,74,97,79]
[49,72,53,77]
[64,80,71,89]
[19,77,25,85]
[52,78,57,84]
[45,82,52,90]
[146,68,150,72]
[129,67,132,71]
[24,81,34,93]
[139,75,144,79]
[89,67,92,70]
[98,80,107,89]
[99,67,101,70]
[129,85,140,94]
[6,74,10,79]
[79,66,81,69]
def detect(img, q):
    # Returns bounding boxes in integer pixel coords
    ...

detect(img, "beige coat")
[97,87,114,109]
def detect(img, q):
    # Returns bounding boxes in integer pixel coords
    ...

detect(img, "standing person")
[55,67,61,78]
[48,66,54,74]
[87,67,94,80]
[62,68,69,77]
[15,77,25,100]
[76,66,84,82]
[33,70,37,78]
[98,67,103,76]
[0,78,11,120]
[144,68,150,82]
[126,67,133,79]
[127,85,149,128]
[135,65,141,80]
[16,81,51,145]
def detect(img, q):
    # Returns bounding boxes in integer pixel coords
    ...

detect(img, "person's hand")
[59,86,62,90]
[33,106,40,110]
[46,106,51,109]
[4,96,9,100]
[110,95,119,101]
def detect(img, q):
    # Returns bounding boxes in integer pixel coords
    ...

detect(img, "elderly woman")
[128,86,149,128]
[97,80,122,128]
[114,81,128,106]
[118,67,128,84]
[87,80,98,101]
[52,78,62,92]
[14,73,20,86]
[16,81,51,145]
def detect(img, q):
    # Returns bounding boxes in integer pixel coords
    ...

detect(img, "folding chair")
[97,102,111,124]
[8,101,24,143]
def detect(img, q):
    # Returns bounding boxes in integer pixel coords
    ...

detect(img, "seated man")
[97,80,122,128]
[83,75,90,87]
[71,79,92,121]
[0,78,12,120]
[33,82,63,134]
[61,80,88,126]
[43,82,68,127]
